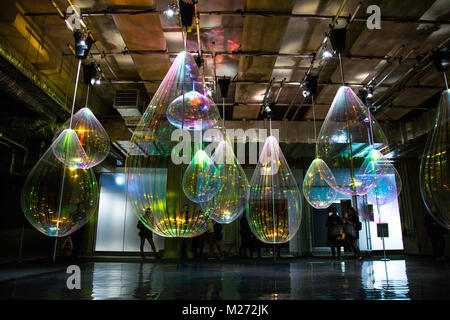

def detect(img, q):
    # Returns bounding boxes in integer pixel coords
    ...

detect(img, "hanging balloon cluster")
[246,105,303,244]
[21,30,109,238]
[420,47,450,229]
[199,78,249,224]
[303,28,402,212]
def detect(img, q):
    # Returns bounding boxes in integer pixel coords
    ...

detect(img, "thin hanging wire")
[85,84,90,107]
[69,60,82,129]
[222,97,226,135]
[269,118,272,137]
[181,31,187,130]
[338,52,345,86]
[444,72,449,91]
[311,95,319,158]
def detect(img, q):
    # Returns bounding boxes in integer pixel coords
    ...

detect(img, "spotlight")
[83,62,97,85]
[74,31,93,60]
[303,74,318,97]
[178,0,195,32]
[95,79,101,85]
[431,47,449,72]
[367,87,374,98]
[164,3,178,18]
[322,50,333,60]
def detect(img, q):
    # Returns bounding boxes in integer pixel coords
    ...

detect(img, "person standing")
[326,207,344,259]
[239,212,252,257]
[207,219,224,260]
[343,207,362,260]
[137,219,160,259]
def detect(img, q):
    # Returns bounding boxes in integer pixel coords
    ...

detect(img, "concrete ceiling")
[0,0,449,159]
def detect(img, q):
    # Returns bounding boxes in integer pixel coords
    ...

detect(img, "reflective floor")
[1,257,449,300]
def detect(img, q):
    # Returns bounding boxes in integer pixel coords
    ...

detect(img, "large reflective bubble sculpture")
[317,86,390,196]
[367,165,402,206]
[163,51,220,131]
[21,134,99,237]
[182,149,221,203]
[247,136,302,243]
[167,90,219,130]
[52,107,110,169]
[303,158,337,209]
[125,51,222,237]
[200,138,249,223]
[420,89,450,229]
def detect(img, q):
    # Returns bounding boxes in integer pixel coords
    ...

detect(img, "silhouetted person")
[239,212,252,257]
[343,207,362,260]
[137,219,159,259]
[71,224,86,260]
[425,207,447,261]
[326,207,344,259]
[192,232,206,259]
[208,219,224,260]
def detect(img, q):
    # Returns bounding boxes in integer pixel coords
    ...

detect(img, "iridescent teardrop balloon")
[167,90,220,130]
[247,136,302,244]
[125,52,222,238]
[420,89,450,229]
[162,51,220,131]
[182,149,222,203]
[21,134,99,237]
[317,86,390,196]
[367,164,402,206]
[200,138,249,223]
[303,158,337,209]
[356,148,391,195]
[52,107,110,169]
[52,129,89,169]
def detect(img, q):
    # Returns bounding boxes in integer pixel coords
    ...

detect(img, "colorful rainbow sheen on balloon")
[200,138,249,224]
[303,158,337,209]
[52,129,88,168]
[182,149,221,203]
[167,91,219,130]
[125,51,222,237]
[367,165,402,206]
[52,107,110,169]
[163,51,219,131]
[317,86,390,196]
[356,147,391,195]
[247,136,302,244]
[21,134,99,237]
[420,89,450,229]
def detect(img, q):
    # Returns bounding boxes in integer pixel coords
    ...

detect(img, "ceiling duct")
[113,89,144,132]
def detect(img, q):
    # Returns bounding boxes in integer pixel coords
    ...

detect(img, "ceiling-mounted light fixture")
[431,47,449,72]
[302,74,318,98]
[83,62,96,85]
[367,86,374,98]
[164,2,179,18]
[74,31,93,60]
[178,0,196,32]
[321,36,333,60]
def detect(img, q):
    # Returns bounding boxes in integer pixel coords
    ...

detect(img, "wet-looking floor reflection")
[0,258,449,300]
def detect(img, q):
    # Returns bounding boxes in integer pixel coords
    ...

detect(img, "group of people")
[326,206,362,260]
[138,217,225,260]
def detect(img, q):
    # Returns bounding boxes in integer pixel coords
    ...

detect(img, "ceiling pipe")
[51,0,118,81]
[24,8,450,25]
[77,49,401,61]
[373,38,450,114]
